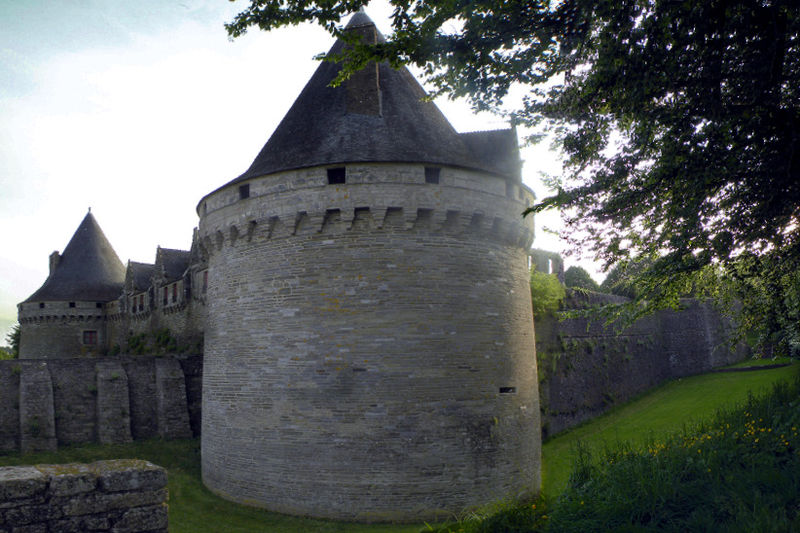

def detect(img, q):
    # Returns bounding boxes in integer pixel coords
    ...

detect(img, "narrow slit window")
[499,386,517,394]
[327,167,346,184]
[425,167,440,184]
[239,184,250,200]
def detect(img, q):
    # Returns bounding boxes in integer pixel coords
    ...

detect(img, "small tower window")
[39,302,45,309]
[239,184,250,200]
[83,330,98,345]
[172,284,178,303]
[425,167,440,184]
[96,302,103,309]
[69,302,76,308]
[327,167,346,184]
[163,287,168,306]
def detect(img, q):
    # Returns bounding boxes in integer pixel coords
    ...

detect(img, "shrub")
[530,270,566,318]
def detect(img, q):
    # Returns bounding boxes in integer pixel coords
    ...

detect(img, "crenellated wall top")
[198,162,535,255]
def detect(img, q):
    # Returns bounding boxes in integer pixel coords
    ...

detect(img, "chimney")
[345,20,381,116]
[49,251,60,275]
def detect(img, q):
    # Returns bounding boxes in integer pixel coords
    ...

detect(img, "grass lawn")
[0,440,422,533]
[541,360,800,495]
[0,361,795,531]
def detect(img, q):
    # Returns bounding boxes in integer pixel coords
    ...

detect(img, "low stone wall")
[0,459,167,532]
[537,293,749,438]
[0,356,200,454]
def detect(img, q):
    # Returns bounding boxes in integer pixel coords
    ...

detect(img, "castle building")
[18,214,207,359]
[16,10,541,523]
[196,12,539,522]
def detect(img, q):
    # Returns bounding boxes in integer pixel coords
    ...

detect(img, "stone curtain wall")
[0,460,167,532]
[536,292,749,438]
[0,357,199,454]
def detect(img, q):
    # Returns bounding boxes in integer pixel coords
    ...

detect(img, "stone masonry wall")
[0,459,167,532]
[199,162,540,522]
[106,299,205,356]
[0,356,200,454]
[537,291,749,438]
[17,301,107,359]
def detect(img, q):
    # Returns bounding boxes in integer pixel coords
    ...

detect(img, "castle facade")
[18,11,540,523]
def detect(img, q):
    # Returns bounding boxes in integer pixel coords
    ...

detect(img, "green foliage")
[563,266,599,292]
[3,324,19,359]
[225,0,800,344]
[530,270,565,318]
[124,329,188,355]
[547,379,800,532]
[542,363,799,495]
[126,333,149,355]
[598,258,654,299]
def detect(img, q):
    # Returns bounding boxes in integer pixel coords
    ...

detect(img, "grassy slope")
[0,362,795,532]
[542,361,800,496]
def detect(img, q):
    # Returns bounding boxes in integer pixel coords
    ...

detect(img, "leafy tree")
[530,269,565,318]
[226,1,800,344]
[599,258,655,299]
[4,324,19,359]
[564,266,599,292]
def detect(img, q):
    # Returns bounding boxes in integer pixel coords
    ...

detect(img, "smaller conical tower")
[18,210,125,358]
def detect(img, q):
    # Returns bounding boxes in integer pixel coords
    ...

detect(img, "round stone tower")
[18,210,125,359]
[198,12,540,522]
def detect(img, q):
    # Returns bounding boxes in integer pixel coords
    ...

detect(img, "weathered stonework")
[537,291,750,438]
[0,357,199,454]
[199,163,540,522]
[0,460,168,533]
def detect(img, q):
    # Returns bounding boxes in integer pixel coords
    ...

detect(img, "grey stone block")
[36,464,96,497]
[111,505,168,532]
[57,489,167,517]
[0,468,46,501]
[48,514,111,533]
[93,461,166,493]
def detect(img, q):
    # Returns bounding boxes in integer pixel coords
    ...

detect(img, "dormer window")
[425,167,440,184]
[239,184,250,200]
[327,167,346,185]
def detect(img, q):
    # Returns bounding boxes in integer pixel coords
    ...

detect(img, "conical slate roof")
[24,211,125,303]
[211,11,520,195]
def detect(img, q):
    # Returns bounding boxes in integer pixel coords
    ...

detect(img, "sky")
[0,0,599,343]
